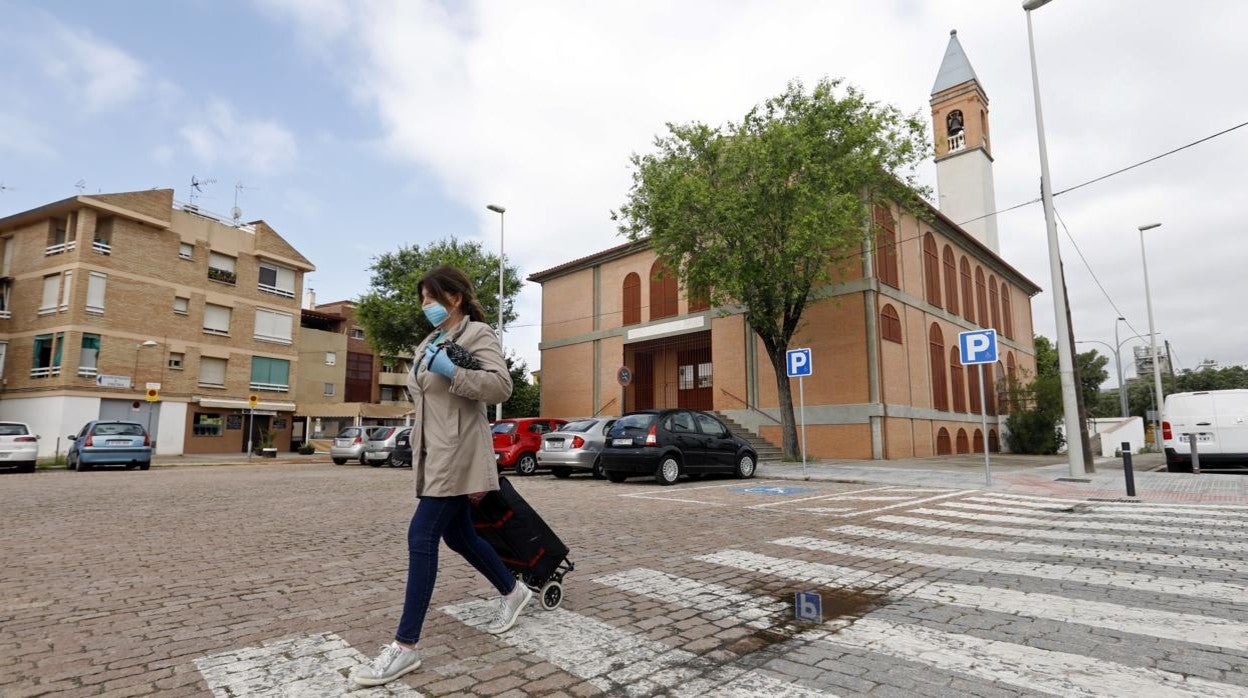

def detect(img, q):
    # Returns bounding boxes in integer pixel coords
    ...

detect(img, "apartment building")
[0,188,313,456]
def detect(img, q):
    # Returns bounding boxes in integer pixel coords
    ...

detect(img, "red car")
[493,418,567,475]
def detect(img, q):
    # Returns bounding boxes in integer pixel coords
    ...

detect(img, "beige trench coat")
[406,316,513,498]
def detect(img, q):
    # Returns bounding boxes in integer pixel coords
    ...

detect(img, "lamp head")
[1022,0,1053,10]
[486,204,506,214]
[140,340,158,348]
[1138,222,1161,232]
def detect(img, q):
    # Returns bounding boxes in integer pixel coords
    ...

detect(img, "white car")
[0,422,40,473]
[1164,389,1248,472]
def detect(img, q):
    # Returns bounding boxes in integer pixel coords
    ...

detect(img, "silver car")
[331,426,385,465]
[537,417,616,479]
[364,427,410,467]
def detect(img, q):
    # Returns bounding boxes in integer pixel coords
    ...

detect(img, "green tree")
[1005,335,1107,454]
[1122,364,1248,418]
[356,239,522,358]
[614,78,929,459]
[503,354,541,418]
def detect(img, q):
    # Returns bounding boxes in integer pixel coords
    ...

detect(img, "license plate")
[0,453,9,458]
[1197,434,1213,442]
[107,440,130,446]
[613,438,633,446]
[547,441,564,450]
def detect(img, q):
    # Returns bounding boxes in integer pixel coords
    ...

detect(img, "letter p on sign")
[786,348,813,377]
[958,329,999,365]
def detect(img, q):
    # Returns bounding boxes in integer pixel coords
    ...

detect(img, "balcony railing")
[947,131,966,152]
[77,367,99,378]
[0,310,10,319]
[207,267,237,285]
[30,366,62,378]
[258,282,295,299]
[249,381,289,392]
[92,240,112,255]
[380,371,408,386]
[45,240,77,256]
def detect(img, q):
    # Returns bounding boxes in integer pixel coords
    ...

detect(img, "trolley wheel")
[539,581,563,610]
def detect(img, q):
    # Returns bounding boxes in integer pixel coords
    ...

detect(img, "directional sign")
[958,329,998,365]
[786,348,812,377]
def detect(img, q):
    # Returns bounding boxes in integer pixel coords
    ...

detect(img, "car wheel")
[606,470,628,483]
[655,457,680,486]
[19,461,36,474]
[591,457,604,480]
[67,454,77,471]
[368,459,382,468]
[735,453,757,479]
[139,462,150,471]
[516,453,538,476]
[78,457,92,472]
[552,467,572,479]
[359,454,368,465]
[332,458,347,465]
[389,453,405,467]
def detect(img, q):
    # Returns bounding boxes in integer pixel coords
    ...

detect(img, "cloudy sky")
[3,0,1245,385]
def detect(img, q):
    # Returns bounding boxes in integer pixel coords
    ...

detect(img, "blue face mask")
[423,302,449,328]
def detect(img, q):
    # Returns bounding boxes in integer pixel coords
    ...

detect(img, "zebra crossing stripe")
[772,537,1248,602]
[843,489,978,517]
[911,506,1248,540]
[874,514,1248,554]
[694,550,903,590]
[819,617,1234,697]
[946,500,1248,529]
[668,667,839,697]
[985,492,1248,512]
[965,496,1248,527]
[697,552,1248,649]
[796,507,856,514]
[591,568,788,629]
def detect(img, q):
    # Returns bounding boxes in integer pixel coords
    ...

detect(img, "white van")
[1163,389,1248,472]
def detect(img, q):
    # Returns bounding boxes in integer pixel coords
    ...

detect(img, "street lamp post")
[133,340,159,440]
[1114,317,1128,418]
[487,204,506,421]
[1139,222,1165,448]
[1023,0,1087,478]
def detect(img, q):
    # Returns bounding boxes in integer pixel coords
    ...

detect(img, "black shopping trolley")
[469,477,573,610]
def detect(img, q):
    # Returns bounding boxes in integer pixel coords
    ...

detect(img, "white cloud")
[180,100,299,175]
[41,23,146,112]
[0,111,56,158]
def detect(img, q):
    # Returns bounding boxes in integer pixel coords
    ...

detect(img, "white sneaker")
[486,584,533,634]
[353,642,421,687]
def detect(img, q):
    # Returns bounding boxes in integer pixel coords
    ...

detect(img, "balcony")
[0,310,10,320]
[208,267,237,285]
[947,131,966,153]
[77,367,99,378]
[258,282,295,299]
[92,240,112,255]
[30,366,62,378]
[249,381,290,392]
[45,240,77,256]
[380,371,408,386]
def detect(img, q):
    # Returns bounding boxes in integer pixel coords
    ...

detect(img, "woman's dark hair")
[418,265,488,323]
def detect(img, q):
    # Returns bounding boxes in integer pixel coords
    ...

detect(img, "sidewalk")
[149,452,332,468]
[758,453,1248,504]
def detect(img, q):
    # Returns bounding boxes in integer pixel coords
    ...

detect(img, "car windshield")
[93,423,145,436]
[560,420,597,433]
[492,423,517,434]
[336,428,360,438]
[0,423,29,436]
[370,428,395,440]
[609,414,656,436]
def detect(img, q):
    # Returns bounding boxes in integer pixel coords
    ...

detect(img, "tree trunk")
[766,346,800,460]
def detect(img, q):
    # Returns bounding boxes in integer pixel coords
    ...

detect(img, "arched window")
[942,246,958,316]
[649,260,678,321]
[995,360,1007,414]
[989,275,1001,331]
[984,362,997,416]
[989,428,1000,453]
[687,288,710,313]
[622,272,641,326]
[959,256,974,324]
[1001,284,1013,339]
[929,323,948,411]
[880,304,903,344]
[1006,352,1017,414]
[967,358,982,414]
[973,428,985,454]
[1007,351,1017,382]
[873,206,899,288]
[936,428,952,455]
[955,428,969,454]
[949,347,966,413]
[946,110,964,136]
[923,233,941,307]
[975,266,988,328]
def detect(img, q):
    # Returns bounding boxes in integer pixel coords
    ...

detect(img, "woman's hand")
[424,345,457,379]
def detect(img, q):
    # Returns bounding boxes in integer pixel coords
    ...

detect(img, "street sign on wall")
[96,375,131,389]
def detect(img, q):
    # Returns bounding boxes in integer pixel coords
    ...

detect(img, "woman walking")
[354,266,531,688]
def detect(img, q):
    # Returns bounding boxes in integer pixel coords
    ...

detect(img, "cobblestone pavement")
[3,463,1248,696]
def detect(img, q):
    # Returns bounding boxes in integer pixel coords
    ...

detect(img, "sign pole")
[247,408,254,460]
[799,376,808,480]
[979,363,990,486]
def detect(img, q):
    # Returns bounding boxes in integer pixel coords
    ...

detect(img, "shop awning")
[295,402,413,419]
[196,397,296,412]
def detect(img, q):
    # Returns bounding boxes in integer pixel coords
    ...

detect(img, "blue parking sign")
[786,348,812,377]
[958,329,998,365]
[795,591,822,622]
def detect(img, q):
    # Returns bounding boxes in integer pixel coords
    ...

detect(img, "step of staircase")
[710,411,784,461]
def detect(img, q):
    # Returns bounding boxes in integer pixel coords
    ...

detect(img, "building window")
[350,327,365,340]
[199,356,227,388]
[928,323,948,411]
[250,356,291,392]
[323,382,335,397]
[345,351,373,402]
[985,362,998,416]
[173,296,189,315]
[648,260,678,321]
[179,242,195,260]
[381,385,405,402]
[956,428,970,454]
[975,266,988,329]
[959,256,974,324]
[942,246,958,316]
[967,357,982,414]
[949,347,966,413]
[973,428,985,454]
[0,341,7,379]
[989,275,1001,332]
[923,233,941,308]
[168,352,184,370]
[60,271,73,311]
[1007,351,1017,383]
[78,334,100,377]
[258,262,296,298]
[204,303,232,336]
[989,428,1000,454]
[936,427,952,455]
[208,252,237,285]
[192,413,224,437]
[254,308,294,344]
[40,275,60,315]
[31,333,63,378]
[622,272,641,326]
[880,304,903,344]
[85,272,106,315]
[873,206,899,289]
[0,278,10,319]
[946,110,965,152]
[697,362,713,389]
[687,289,710,313]
[1001,285,1013,339]
[325,351,336,366]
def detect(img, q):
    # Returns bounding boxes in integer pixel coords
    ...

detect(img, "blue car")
[68,421,153,471]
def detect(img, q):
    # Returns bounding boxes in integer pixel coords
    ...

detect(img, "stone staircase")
[710,411,784,462]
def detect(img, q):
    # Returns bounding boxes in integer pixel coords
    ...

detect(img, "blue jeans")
[395,495,515,644]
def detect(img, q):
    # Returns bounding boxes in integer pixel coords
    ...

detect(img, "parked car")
[67,421,152,471]
[492,418,568,475]
[364,427,411,467]
[0,422,40,473]
[537,417,616,479]
[331,426,386,465]
[389,428,413,467]
[600,409,757,486]
[1163,389,1248,472]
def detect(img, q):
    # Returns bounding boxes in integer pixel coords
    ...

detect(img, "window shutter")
[86,273,107,314]
[41,275,59,311]
[209,252,236,273]
[276,266,295,293]
[60,271,73,309]
[199,357,227,386]
[255,309,292,343]
[204,304,232,334]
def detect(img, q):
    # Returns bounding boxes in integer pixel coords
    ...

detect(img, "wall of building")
[0,395,100,458]
[295,328,347,403]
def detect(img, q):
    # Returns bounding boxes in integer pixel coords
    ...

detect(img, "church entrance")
[623,331,712,412]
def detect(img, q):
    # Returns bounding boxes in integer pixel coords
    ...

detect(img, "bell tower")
[931,29,999,253]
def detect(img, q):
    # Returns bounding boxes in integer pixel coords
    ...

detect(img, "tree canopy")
[1005,335,1108,454]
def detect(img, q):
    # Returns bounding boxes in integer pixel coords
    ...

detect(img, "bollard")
[1121,441,1137,497]
[1189,433,1201,475]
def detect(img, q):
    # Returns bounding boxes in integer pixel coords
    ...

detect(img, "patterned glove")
[425,345,457,379]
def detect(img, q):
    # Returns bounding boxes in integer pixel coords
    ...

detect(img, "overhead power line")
[1052,206,1145,342]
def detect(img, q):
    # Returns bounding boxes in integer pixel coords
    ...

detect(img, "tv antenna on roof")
[189,175,216,206]
[0,183,12,194]
[232,181,257,224]
[74,179,86,194]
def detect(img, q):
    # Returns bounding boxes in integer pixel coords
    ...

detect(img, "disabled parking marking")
[731,485,819,495]
[746,485,896,509]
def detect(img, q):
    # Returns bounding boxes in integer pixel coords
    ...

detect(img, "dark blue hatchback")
[600,409,757,486]
[67,421,153,471]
